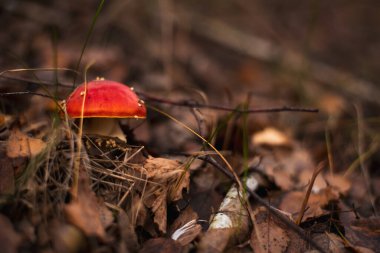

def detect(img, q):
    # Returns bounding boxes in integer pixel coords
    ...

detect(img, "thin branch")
[0,75,319,114]
[138,91,319,113]
[72,0,105,88]
[0,91,55,99]
[198,155,328,253]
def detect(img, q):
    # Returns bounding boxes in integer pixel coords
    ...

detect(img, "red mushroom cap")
[66,79,146,118]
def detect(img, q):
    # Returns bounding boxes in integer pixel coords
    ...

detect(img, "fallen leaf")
[0,214,22,253]
[139,238,183,253]
[279,188,339,221]
[141,157,190,233]
[352,246,375,253]
[344,217,380,251]
[143,157,185,183]
[6,129,46,158]
[252,127,292,147]
[198,228,233,253]
[284,226,308,253]
[250,207,290,253]
[0,156,15,195]
[118,211,139,253]
[151,190,168,233]
[299,169,327,193]
[324,173,351,195]
[257,147,315,191]
[49,220,86,253]
[130,195,149,228]
[64,163,113,241]
[325,233,347,253]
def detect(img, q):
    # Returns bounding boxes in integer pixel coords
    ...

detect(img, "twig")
[138,91,319,113]
[72,0,105,88]
[0,91,54,99]
[0,75,319,114]
[0,74,71,88]
[199,155,328,253]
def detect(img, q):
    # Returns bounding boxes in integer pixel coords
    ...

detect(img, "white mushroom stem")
[81,118,126,141]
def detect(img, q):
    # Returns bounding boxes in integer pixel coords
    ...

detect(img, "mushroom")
[65,78,146,142]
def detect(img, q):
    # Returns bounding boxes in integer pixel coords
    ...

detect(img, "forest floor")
[0,1,379,253]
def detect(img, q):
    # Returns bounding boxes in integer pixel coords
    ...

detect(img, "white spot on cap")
[134,115,138,119]
[80,91,85,96]
[139,100,145,104]
[130,87,134,91]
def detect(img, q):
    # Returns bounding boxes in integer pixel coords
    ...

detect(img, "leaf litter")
[1,1,380,252]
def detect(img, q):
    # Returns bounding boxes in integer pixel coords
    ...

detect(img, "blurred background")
[0,0,379,177]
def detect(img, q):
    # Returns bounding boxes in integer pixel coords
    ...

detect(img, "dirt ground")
[0,1,379,253]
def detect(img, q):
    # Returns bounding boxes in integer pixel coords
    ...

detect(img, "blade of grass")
[72,0,106,88]
[325,119,334,176]
[295,162,325,225]
[352,104,378,215]
[71,62,94,200]
[50,26,59,98]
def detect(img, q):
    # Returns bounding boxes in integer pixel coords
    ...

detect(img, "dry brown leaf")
[252,127,292,147]
[284,226,308,253]
[169,170,190,202]
[279,188,339,221]
[325,233,347,253]
[324,173,351,195]
[118,211,139,253]
[6,129,46,158]
[151,191,168,233]
[0,114,5,125]
[299,169,327,193]
[198,228,233,253]
[268,166,294,190]
[0,156,15,195]
[0,214,22,253]
[130,195,149,228]
[64,198,110,240]
[141,157,190,233]
[64,163,113,241]
[49,220,86,253]
[258,147,315,191]
[345,217,380,251]
[139,238,183,253]
[143,157,184,181]
[250,207,290,253]
[352,246,375,253]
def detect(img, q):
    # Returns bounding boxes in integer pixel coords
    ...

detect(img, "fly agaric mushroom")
[65,78,146,141]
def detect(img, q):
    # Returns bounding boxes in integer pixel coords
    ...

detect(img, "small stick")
[0,75,319,114]
[199,156,328,253]
[0,91,54,99]
[138,91,319,113]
